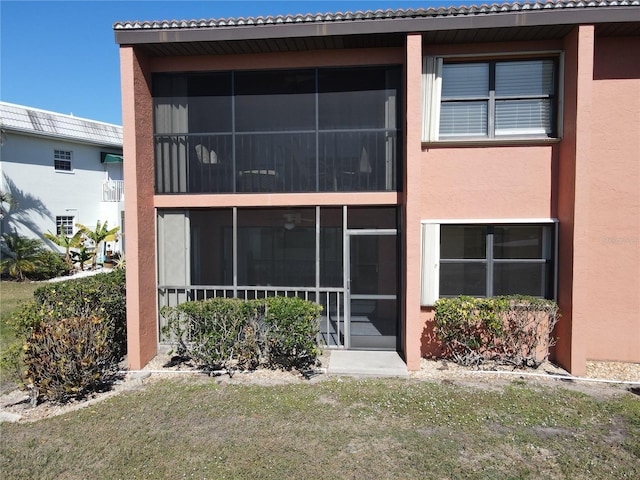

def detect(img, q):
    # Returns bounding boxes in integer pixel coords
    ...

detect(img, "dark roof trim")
[114,2,640,46]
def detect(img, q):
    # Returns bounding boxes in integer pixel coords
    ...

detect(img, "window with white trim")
[54,150,72,171]
[421,222,555,305]
[56,216,74,236]
[423,56,559,142]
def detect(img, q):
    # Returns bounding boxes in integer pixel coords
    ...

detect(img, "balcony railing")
[158,285,346,348]
[102,180,124,202]
[154,130,397,194]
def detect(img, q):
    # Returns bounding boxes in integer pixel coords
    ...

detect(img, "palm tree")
[0,191,16,220]
[75,220,120,270]
[44,228,83,272]
[0,233,43,281]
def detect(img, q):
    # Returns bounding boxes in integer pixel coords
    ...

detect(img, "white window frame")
[56,215,75,236]
[54,149,73,172]
[420,219,558,306]
[422,51,564,144]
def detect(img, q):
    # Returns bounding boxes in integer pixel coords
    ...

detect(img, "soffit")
[114,1,640,57]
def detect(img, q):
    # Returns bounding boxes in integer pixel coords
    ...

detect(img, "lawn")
[0,280,40,391]
[1,376,638,479]
[0,280,39,349]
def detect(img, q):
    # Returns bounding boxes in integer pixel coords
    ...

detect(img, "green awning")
[101,153,123,163]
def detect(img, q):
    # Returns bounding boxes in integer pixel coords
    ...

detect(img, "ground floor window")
[55,215,74,236]
[421,221,556,305]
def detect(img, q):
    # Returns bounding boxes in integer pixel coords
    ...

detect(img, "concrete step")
[326,350,408,378]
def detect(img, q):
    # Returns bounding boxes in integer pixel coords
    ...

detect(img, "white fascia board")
[421,218,558,225]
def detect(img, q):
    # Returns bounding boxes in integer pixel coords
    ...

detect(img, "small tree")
[75,221,120,270]
[44,228,83,272]
[71,245,93,272]
[0,191,16,220]
[0,233,43,281]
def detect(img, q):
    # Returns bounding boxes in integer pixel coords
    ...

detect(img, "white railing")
[102,180,124,202]
[157,285,346,348]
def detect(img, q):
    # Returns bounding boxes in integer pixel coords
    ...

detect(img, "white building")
[0,102,124,255]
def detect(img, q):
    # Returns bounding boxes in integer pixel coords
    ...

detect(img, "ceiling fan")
[283,212,314,230]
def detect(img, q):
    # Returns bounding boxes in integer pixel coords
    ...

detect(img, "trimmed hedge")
[2,269,127,404]
[31,269,127,357]
[434,295,560,368]
[161,296,322,374]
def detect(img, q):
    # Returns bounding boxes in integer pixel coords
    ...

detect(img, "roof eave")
[114,7,640,46]
[3,126,123,148]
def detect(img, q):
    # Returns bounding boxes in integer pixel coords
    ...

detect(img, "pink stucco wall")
[404,34,424,370]
[417,40,562,363]
[555,25,595,376]
[584,35,640,363]
[122,29,639,373]
[421,145,558,219]
[121,46,158,370]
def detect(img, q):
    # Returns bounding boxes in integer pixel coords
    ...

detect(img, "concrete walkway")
[326,350,408,378]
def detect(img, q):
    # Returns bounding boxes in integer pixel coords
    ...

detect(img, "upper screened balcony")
[153,66,402,194]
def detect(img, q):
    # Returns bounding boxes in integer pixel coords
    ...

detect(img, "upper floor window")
[56,215,74,236]
[423,56,559,142]
[152,66,402,194]
[54,150,72,171]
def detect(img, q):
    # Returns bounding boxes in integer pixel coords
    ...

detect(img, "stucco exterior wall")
[0,133,123,251]
[404,34,424,370]
[417,40,562,363]
[121,27,639,374]
[584,35,640,362]
[421,146,557,219]
[121,46,158,370]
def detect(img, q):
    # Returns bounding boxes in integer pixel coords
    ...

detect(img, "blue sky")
[1,0,458,126]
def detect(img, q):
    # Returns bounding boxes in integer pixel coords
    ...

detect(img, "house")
[0,102,125,257]
[114,0,640,375]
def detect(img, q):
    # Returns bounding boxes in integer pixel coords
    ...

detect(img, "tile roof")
[113,0,640,30]
[0,102,122,147]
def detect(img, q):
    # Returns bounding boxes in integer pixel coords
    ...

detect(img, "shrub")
[161,298,256,373]
[434,295,559,368]
[31,269,127,357]
[22,316,119,404]
[161,296,322,375]
[30,249,68,280]
[0,233,43,281]
[2,269,127,404]
[262,296,322,370]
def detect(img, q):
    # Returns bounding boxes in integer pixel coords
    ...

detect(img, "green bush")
[434,295,559,368]
[0,233,44,281]
[32,269,127,357]
[161,296,322,375]
[162,298,258,372]
[1,269,127,403]
[262,296,322,370]
[22,316,119,404]
[30,249,68,280]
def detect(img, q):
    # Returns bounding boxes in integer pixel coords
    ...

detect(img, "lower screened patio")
[157,206,400,351]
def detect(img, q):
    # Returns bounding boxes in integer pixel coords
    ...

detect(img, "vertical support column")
[403,34,424,371]
[556,25,594,376]
[121,46,158,370]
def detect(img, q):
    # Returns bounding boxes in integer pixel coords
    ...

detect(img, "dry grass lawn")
[1,375,639,479]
